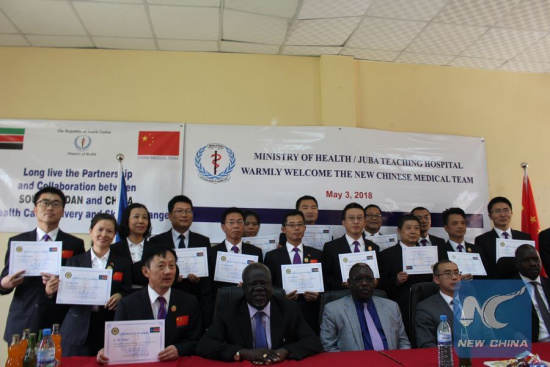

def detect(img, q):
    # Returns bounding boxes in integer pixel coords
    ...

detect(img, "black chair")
[318,288,387,325]
[409,282,439,348]
[214,286,286,316]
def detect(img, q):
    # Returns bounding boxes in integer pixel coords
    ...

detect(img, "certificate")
[338,251,380,279]
[281,264,324,294]
[402,246,438,274]
[243,235,278,260]
[174,247,209,277]
[303,225,332,251]
[495,239,535,261]
[447,252,487,276]
[104,320,165,364]
[9,241,62,276]
[214,252,258,284]
[368,234,398,252]
[56,267,113,305]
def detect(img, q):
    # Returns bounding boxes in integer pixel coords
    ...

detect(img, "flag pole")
[115,153,128,241]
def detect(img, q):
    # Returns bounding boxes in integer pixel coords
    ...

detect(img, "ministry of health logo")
[74,135,92,151]
[195,143,236,183]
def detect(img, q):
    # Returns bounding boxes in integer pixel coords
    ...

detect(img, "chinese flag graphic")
[138,131,180,156]
[521,169,545,276]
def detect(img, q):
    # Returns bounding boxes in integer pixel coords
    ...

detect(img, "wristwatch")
[234,351,241,361]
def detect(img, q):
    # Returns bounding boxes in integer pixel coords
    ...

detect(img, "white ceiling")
[2,0,550,73]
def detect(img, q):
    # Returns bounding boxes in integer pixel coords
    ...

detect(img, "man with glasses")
[150,195,214,327]
[320,262,410,351]
[0,187,85,343]
[209,207,263,292]
[197,263,322,362]
[279,195,319,246]
[411,207,446,247]
[364,204,384,236]
[264,210,323,333]
[474,197,531,278]
[415,260,462,348]
[322,203,380,291]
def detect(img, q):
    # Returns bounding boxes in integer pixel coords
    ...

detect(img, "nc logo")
[461,286,526,329]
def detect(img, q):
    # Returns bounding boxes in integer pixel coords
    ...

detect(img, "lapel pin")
[171,305,177,312]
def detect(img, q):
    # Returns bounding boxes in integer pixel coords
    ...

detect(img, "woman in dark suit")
[60,213,131,356]
[110,203,152,289]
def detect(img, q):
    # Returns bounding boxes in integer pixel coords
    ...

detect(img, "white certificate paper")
[281,264,324,294]
[447,252,487,276]
[303,226,332,251]
[56,267,113,305]
[495,239,535,261]
[368,234,398,252]
[104,320,165,364]
[9,241,62,276]
[402,246,438,274]
[214,252,258,284]
[338,251,380,279]
[174,247,209,277]
[243,235,278,260]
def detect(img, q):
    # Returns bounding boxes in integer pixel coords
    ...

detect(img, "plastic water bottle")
[36,329,55,367]
[437,315,453,367]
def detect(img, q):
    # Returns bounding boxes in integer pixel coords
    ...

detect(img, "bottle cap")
[42,328,52,336]
[440,315,447,321]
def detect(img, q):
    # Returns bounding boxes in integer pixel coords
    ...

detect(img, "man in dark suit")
[97,247,202,363]
[515,244,550,343]
[0,187,85,343]
[379,214,433,337]
[210,207,263,292]
[197,263,322,363]
[415,260,461,348]
[474,197,531,278]
[439,207,488,280]
[411,207,446,247]
[264,210,323,333]
[537,227,550,276]
[279,195,319,246]
[322,203,380,291]
[364,204,384,237]
[149,195,213,326]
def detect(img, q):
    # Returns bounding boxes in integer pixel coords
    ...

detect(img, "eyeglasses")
[435,271,462,279]
[365,214,382,219]
[225,220,244,226]
[349,276,375,284]
[346,216,365,222]
[285,222,305,228]
[491,208,511,215]
[37,200,63,209]
[172,209,193,215]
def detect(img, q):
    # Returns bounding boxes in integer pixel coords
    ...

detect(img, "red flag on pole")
[521,168,546,276]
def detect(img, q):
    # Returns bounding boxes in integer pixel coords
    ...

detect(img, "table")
[61,343,549,367]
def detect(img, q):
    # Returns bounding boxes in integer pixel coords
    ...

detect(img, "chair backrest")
[214,286,286,316]
[409,282,440,348]
[318,288,387,325]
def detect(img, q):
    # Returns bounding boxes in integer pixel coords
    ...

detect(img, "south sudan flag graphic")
[0,128,25,150]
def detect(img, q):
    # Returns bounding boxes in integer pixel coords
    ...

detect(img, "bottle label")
[438,334,452,343]
[36,348,55,363]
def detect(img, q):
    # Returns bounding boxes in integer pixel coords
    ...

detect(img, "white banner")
[0,120,183,233]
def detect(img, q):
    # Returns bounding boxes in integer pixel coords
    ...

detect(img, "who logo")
[195,143,236,183]
[453,280,532,359]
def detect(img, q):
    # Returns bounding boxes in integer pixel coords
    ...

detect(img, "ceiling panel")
[0,33,28,46]
[515,35,550,62]
[0,0,86,35]
[0,9,17,33]
[149,5,219,40]
[298,0,372,19]
[286,17,360,46]
[462,27,545,59]
[223,9,289,44]
[347,17,426,51]
[406,23,488,56]
[225,0,298,18]
[73,2,152,37]
[434,0,520,26]
[145,0,220,5]
[366,0,447,21]
[497,0,550,31]
[342,47,399,62]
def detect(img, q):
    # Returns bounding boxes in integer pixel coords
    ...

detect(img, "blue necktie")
[254,311,268,348]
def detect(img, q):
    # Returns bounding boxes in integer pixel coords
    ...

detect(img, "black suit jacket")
[110,238,156,287]
[438,241,488,278]
[426,234,446,247]
[519,275,550,342]
[150,229,215,328]
[264,246,323,333]
[209,240,264,293]
[196,295,322,361]
[538,228,550,276]
[321,235,380,291]
[474,229,531,278]
[60,250,132,355]
[0,229,85,342]
[115,287,202,356]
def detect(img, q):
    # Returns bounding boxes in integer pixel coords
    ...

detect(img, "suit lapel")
[238,300,254,349]
[372,297,394,349]
[269,300,282,348]
[82,250,93,268]
[343,296,363,350]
